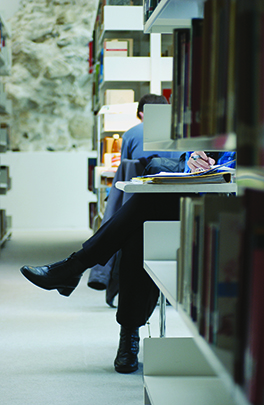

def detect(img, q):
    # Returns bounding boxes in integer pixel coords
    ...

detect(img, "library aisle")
[0,229,191,405]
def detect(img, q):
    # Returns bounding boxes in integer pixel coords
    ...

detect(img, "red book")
[162,88,172,104]
[88,41,94,74]
[190,18,203,137]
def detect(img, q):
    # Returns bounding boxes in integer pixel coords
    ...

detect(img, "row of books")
[88,136,122,192]
[88,38,134,73]
[171,0,237,140]
[90,39,135,110]
[88,158,97,193]
[143,0,160,23]
[89,201,97,231]
[89,39,134,109]
[178,188,264,405]
[91,0,106,75]
[0,22,7,51]
[170,0,264,169]
[235,0,264,167]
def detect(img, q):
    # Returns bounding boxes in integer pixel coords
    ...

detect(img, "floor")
[0,229,191,405]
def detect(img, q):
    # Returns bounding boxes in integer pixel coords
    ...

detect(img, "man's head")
[137,93,168,121]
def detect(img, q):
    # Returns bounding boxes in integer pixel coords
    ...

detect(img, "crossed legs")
[20,192,180,372]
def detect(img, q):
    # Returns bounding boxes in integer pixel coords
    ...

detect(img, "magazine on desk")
[132,160,236,184]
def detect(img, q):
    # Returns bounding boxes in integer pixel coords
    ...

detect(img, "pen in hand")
[188,151,216,173]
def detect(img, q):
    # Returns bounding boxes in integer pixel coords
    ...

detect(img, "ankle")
[120,326,139,337]
[74,249,90,268]
[119,326,140,354]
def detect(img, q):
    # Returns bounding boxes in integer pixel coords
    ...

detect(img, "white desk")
[115,180,237,194]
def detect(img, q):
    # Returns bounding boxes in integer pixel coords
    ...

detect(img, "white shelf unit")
[92,5,173,116]
[91,4,174,226]
[139,1,264,404]
[93,103,140,221]
[144,340,239,405]
[144,221,180,308]
[94,165,117,190]
[143,221,250,405]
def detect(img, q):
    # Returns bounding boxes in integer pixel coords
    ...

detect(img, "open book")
[132,160,236,185]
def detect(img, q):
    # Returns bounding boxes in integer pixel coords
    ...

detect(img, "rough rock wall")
[5,0,98,151]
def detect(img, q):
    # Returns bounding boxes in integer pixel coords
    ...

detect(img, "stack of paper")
[132,161,236,185]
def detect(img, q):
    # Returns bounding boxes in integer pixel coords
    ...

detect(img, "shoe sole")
[114,364,138,374]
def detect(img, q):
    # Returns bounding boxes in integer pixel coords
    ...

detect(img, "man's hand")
[187,151,215,173]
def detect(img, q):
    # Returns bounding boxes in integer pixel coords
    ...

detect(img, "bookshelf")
[89,1,175,227]
[91,3,173,113]
[142,212,251,405]
[140,0,264,405]
[90,2,175,143]
[0,13,12,248]
[143,0,239,152]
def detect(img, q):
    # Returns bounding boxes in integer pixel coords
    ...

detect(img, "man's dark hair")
[137,93,168,119]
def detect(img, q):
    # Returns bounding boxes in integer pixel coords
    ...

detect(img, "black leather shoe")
[20,253,86,296]
[114,326,139,373]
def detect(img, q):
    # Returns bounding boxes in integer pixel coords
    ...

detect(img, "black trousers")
[81,193,180,328]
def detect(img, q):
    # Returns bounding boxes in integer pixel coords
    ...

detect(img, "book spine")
[170,28,191,140]
[244,242,264,405]
[236,0,264,167]
[190,18,203,137]
[214,211,244,355]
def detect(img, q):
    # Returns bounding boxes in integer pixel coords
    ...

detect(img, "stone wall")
[4,0,98,151]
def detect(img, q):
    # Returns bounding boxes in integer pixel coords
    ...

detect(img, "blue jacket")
[121,122,182,161]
